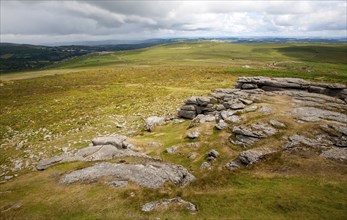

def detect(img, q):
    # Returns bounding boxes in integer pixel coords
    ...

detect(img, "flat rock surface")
[37,145,150,170]
[60,162,195,188]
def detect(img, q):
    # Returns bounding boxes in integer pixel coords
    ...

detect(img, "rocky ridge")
[176,77,346,170]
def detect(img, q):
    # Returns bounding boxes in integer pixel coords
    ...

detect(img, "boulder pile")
[177,77,347,169]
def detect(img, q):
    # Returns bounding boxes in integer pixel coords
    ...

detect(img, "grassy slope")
[0,42,346,219]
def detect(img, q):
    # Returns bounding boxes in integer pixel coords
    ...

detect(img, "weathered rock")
[141,197,197,212]
[200,162,211,170]
[37,145,149,170]
[144,116,165,131]
[60,162,195,188]
[228,101,246,110]
[197,96,216,106]
[231,134,259,147]
[184,96,198,105]
[269,119,286,128]
[239,148,277,165]
[92,135,127,148]
[293,107,346,123]
[188,152,198,160]
[319,124,347,147]
[166,145,178,154]
[187,131,200,139]
[237,77,346,99]
[180,105,196,111]
[231,123,277,146]
[178,110,196,119]
[190,114,215,127]
[208,149,220,159]
[320,147,347,160]
[283,135,320,150]
[226,148,277,170]
[225,160,243,170]
[215,120,229,130]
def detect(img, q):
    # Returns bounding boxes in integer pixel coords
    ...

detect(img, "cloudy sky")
[1,0,346,44]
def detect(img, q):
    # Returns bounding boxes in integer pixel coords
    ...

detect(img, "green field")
[0,42,346,219]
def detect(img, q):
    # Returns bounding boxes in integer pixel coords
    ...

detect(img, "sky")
[1,0,346,44]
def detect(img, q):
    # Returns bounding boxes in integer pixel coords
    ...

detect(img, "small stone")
[144,116,165,132]
[208,149,220,158]
[188,152,198,160]
[269,120,286,128]
[166,145,178,154]
[200,162,211,170]
[187,131,200,139]
[4,176,13,180]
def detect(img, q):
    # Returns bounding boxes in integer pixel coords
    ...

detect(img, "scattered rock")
[144,116,165,131]
[200,162,211,170]
[215,120,228,130]
[188,152,198,160]
[187,131,200,139]
[141,197,197,212]
[268,120,286,128]
[92,135,127,149]
[208,149,220,159]
[239,148,277,165]
[4,176,13,180]
[226,148,277,170]
[60,162,195,188]
[166,145,178,154]
[231,123,277,146]
[283,134,321,150]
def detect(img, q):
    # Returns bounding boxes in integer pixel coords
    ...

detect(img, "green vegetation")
[0,42,346,219]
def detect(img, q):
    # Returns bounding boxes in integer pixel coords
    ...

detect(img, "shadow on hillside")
[274,45,347,64]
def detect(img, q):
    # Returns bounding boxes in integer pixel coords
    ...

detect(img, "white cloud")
[0,0,346,44]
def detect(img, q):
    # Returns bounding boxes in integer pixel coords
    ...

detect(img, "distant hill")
[1,37,346,73]
[0,42,160,73]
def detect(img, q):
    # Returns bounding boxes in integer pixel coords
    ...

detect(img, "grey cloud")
[0,1,346,44]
